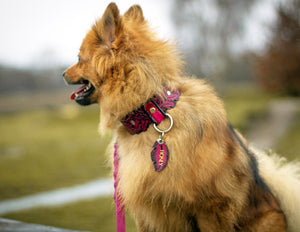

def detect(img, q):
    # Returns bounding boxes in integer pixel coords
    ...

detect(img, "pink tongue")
[70,85,87,100]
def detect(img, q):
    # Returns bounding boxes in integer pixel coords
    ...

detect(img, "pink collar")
[121,88,180,134]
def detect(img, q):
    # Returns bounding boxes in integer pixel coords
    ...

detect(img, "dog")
[63,3,300,232]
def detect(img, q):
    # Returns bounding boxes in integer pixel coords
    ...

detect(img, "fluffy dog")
[63,3,300,232]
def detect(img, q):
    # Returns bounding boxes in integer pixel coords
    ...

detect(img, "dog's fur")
[64,3,300,232]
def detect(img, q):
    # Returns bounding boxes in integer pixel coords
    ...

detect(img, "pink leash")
[113,144,125,232]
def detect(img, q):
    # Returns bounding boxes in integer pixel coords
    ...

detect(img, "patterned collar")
[121,88,180,134]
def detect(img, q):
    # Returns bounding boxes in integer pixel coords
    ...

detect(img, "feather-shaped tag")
[151,140,169,171]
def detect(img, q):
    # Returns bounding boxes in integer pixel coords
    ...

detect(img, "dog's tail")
[251,147,300,232]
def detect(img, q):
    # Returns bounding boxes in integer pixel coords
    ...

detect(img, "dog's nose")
[62,70,70,86]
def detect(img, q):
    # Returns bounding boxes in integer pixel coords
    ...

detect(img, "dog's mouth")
[69,79,95,106]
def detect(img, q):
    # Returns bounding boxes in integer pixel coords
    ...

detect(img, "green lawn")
[0,87,299,232]
[275,110,300,161]
[3,197,137,232]
[0,104,111,200]
[223,87,274,133]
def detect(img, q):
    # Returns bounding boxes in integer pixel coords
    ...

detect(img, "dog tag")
[151,139,169,172]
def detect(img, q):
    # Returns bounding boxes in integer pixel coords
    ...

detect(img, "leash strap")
[114,143,125,232]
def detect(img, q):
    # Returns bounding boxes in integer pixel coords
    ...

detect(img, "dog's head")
[63,3,182,130]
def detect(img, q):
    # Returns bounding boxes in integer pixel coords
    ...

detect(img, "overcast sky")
[0,0,277,69]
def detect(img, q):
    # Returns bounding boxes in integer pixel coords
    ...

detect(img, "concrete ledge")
[0,218,89,232]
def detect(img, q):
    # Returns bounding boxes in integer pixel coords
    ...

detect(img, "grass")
[275,109,300,161]
[0,104,111,200]
[3,197,137,232]
[222,87,274,133]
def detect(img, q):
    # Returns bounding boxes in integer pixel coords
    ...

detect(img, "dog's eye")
[78,56,81,65]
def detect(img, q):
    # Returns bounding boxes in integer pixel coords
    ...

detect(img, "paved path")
[247,99,299,149]
[0,179,113,215]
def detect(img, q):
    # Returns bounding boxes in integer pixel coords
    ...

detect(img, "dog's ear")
[124,5,144,22]
[100,3,121,45]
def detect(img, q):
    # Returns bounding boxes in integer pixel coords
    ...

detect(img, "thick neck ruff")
[121,88,181,134]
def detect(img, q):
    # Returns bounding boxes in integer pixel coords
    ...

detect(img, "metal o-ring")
[153,113,173,134]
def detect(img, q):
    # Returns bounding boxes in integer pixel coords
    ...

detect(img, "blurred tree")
[254,0,300,95]
[171,0,257,79]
